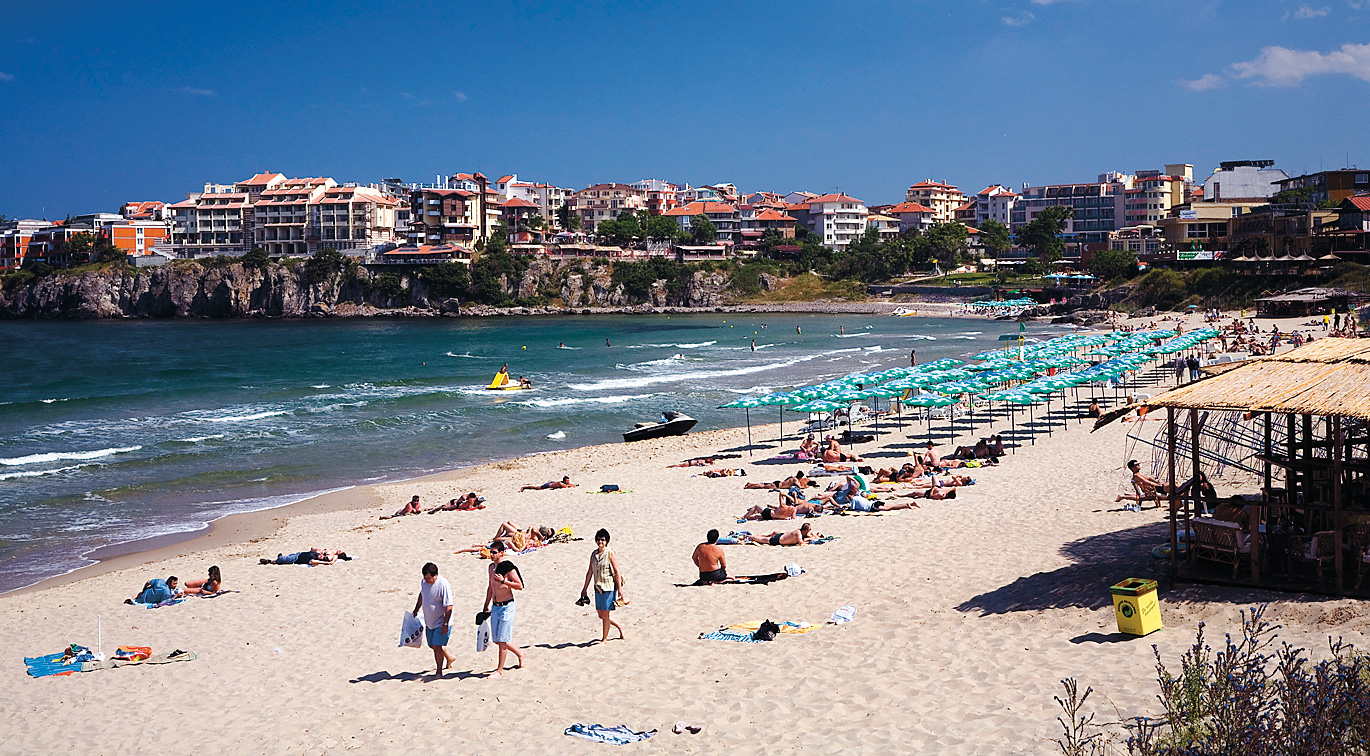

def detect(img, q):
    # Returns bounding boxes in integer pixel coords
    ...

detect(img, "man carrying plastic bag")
[408,562,455,676]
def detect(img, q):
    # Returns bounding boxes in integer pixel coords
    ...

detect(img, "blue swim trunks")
[425,625,451,647]
[490,602,515,643]
[594,589,616,612]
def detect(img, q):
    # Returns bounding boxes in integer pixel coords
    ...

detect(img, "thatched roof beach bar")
[1141,338,1370,594]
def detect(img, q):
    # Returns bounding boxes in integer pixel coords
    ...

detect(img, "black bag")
[475,611,491,626]
[600,484,620,492]
[753,619,781,641]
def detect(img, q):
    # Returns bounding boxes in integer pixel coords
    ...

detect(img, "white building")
[806,193,868,251]
[1203,160,1289,201]
[904,181,967,223]
[506,181,570,227]
[885,201,936,233]
[972,185,1019,227]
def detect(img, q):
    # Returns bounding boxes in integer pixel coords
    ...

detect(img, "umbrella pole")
[1029,402,1035,445]
[1010,404,1016,454]
[779,406,783,445]
[874,397,880,443]
[746,408,752,456]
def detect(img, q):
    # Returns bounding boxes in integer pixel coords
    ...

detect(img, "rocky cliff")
[0,258,736,319]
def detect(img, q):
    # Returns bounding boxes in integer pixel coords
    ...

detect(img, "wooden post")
[1333,416,1344,594]
[1168,407,1179,582]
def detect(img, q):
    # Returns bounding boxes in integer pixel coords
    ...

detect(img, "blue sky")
[1,0,1368,218]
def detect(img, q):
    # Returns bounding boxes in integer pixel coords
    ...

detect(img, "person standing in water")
[606,338,611,347]
[796,326,801,335]
[910,348,916,367]
[751,339,756,352]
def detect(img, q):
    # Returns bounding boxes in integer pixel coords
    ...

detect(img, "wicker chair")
[1298,530,1339,584]
[1190,518,1250,578]
[1349,524,1370,591]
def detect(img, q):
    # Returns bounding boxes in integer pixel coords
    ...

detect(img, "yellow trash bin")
[1110,578,1162,636]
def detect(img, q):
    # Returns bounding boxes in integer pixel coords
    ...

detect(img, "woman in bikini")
[182,565,222,595]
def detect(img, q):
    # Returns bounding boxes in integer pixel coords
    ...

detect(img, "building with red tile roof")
[570,184,647,231]
[904,181,967,224]
[806,194,867,251]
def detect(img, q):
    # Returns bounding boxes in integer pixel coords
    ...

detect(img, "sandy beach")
[3,312,1367,756]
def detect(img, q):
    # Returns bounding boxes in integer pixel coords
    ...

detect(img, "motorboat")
[623,411,697,443]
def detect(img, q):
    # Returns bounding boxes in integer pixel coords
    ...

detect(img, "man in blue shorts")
[484,541,526,676]
[412,562,455,676]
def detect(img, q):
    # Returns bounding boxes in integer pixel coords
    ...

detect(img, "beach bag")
[600,484,620,493]
[476,619,492,652]
[752,620,781,642]
[399,612,424,648]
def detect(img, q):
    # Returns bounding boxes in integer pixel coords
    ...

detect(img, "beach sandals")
[671,722,702,735]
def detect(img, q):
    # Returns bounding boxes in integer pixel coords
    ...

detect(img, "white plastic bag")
[399,611,424,648]
[828,605,857,625]
[475,618,492,652]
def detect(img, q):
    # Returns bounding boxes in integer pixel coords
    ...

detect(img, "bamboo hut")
[1141,338,1370,595]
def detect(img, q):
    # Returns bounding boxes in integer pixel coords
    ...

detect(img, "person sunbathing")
[741,497,797,521]
[181,565,222,595]
[260,548,351,565]
[700,468,746,478]
[1115,459,1172,502]
[821,439,863,463]
[668,457,716,467]
[892,486,958,500]
[816,476,862,508]
[744,522,818,546]
[457,523,555,554]
[128,576,181,604]
[521,476,576,491]
[381,495,423,519]
[428,493,484,513]
[744,471,810,490]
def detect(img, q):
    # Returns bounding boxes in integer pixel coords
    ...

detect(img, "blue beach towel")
[564,723,656,744]
[698,631,767,643]
[129,597,186,609]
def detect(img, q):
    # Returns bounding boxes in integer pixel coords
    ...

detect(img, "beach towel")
[715,530,751,545]
[564,723,656,745]
[113,646,151,661]
[588,489,633,495]
[127,597,186,609]
[698,630,767,643]
[700,620,820,642]
[25,648,196,677]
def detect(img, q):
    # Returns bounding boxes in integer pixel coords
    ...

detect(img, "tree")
[924,223,970,266]
[1088,247,1138,281]
[420,262,470,299]
[482,222,508,257]
[526,214,545,231]
[597,211,643,246]
[691,214,717,245]
[62,232,97,265]
[305,247,346,284]
[644,213,684,243]
[557,204,581,231]
[1015,205,1073,262]
[978,220,1011,262]
[241,246,271,270]
[91,237,124,264]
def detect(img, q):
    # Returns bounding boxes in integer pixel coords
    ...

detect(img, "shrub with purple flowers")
[1055,605,1370,755]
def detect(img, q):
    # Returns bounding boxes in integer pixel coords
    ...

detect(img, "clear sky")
[1,0,1368,218]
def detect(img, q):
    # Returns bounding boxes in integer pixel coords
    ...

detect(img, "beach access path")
[2,321,1367,755]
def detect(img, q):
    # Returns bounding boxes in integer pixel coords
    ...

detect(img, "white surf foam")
[203,410,290,423]
[546,430,566,439]
[0,464,88,481]
[0,445,143,467]
[519,393,656,408]
[567,351,833,392]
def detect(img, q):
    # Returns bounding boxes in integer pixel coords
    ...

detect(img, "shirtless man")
[691,529,728,584]
[743,471,809,490]
[483,541,525,676]
[822,438,863,463]
[798,434,819,459]
[741,496,797,521]
[744,522,818,546]
[1115,459,1172,501]
[381,495,423,519]
[520,475,575,491]
[428,493,484,513]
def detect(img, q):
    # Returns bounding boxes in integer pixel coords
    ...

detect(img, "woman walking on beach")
[579,528,625,644]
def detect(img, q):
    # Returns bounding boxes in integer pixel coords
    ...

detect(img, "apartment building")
[1123,172,1186,227]
[120,201,167,221]
[904,181,967,223]
[506,181,569,228]
[867,213,900,241]
[570,183,647,230]
[806,194,868,251]
[631,179,679,215]
[409,188,487,247]
[664,201,740,243]
[448,172,504,232]
[501,196,542,231]
[1203,160,1288,201]
[311,186,399,252]
[1012,172,1131,245]
[954,201,977,227]
[0,219,48,269]
[1275,169,1370,204]
[972,185,1018,226]
[885,201,936,234]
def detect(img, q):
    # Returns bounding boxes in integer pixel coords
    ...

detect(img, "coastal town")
[4,161,1369,274]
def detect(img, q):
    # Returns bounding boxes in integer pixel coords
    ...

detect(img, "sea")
[0,313,1060,592]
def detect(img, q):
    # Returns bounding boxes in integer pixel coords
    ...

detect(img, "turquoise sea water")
[0,313,1057,591]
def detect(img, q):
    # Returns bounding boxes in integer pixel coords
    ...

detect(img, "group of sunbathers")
[382,493,486,519]
[456,521,560,557]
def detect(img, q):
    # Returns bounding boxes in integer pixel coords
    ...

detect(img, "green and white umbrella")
[720,395,770,455]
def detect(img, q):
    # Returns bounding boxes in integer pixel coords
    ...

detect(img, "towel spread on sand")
[564,723,656,744]
[699,620,819,642]
[128,597,186,609]
[25,648,197,677]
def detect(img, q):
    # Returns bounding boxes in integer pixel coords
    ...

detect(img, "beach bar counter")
[1141,338,1370,595]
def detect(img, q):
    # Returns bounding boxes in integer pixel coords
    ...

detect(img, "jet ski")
[622,411,697,443]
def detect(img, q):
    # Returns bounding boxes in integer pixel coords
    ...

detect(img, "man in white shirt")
[411,562,455,676]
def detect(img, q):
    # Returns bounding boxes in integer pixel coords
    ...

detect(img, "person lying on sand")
[456,523,556,555]
[181,565,223,595]
[743,471,810,490]
[381,496,423,519]
[892,486,957,501]
[699,468,746,478]
[428,493,485,513]
[521,476,576,491]
[741,497,797,521]
[815,476,862,508]
[691,529,729,583]
[744,523,819,546]
[128,576,181,604]
[821,439,863,463]
[259,549,351,565]
[668,457,716,467]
